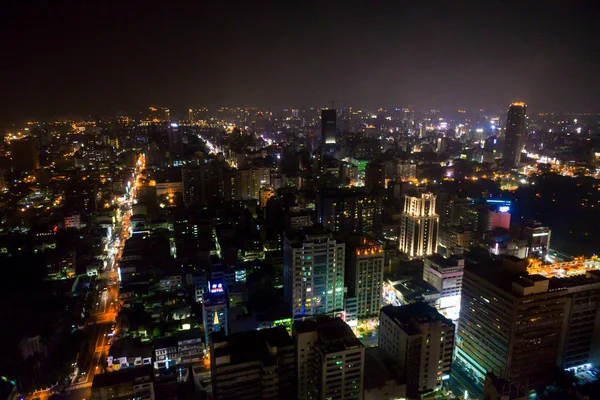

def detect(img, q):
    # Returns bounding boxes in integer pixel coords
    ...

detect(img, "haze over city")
[2,0,600,122]
[1,2,600,400]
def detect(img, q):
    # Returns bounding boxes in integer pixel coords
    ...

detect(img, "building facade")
[344,235,385,322]
[502,102,527,169]
[379,304,455,397]
[399,191,439,258]
[284,226,345,318]
[294,317,365,400]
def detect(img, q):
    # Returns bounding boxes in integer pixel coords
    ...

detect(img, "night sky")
[1,0,599,120]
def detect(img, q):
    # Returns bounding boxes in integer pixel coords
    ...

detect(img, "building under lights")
[502,102,527,169]
[343,234,385,323]
[423,254,464,322]
[283,225,345,319]
[455,257,567,395]
[294,317,365,400]
[321,109,337,155]
[202,281,228,345]
[379,304,455,397]
[398,191,439,258]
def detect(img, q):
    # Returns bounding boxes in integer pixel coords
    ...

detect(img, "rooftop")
[108,337,153,359]
[381,303,453,333]
[92,364,153,388]
[211,326,292,366]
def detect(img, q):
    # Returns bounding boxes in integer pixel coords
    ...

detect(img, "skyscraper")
[294,317,365,400]
[343,234,385,322]
[321,109,337,154]
[502,102,526,169]
[167,122,184,163]
[379,304,455,397]
[210,327,295,400]
[284,226,345,318]
[202,281,228,345]
[398,191,439,258]
[316,188,383,235]
[455,259,566,395]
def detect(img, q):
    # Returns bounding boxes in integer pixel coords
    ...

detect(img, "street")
[54,155,144,400]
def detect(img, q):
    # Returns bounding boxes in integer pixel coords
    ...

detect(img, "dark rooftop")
[92,364,153,388]
[108,337,153,359]
[381,303,453,333]
[211,326,292,366]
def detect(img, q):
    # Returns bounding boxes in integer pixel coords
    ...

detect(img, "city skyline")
[3,1,600,399]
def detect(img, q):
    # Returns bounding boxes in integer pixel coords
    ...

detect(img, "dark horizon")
[2,0,600,122]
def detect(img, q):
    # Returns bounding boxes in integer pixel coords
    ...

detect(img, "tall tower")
[502,102,526,169]
[379,304,455,397]
[455,261,566,395]
[321,109,337,155]
[284,226,345,318]
[344,234,385,321]
[399,191,439,258]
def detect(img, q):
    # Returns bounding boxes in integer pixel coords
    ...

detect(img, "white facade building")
[284,226,345,318]
[399,192,439,258]
[423,254,465,321]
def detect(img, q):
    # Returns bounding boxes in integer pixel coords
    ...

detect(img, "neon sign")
[209,281,224,294]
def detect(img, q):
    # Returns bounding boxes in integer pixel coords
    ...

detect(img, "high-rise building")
[396,162,417,182]
[521,220,551,256]
[502,102,526,169]
[167,122,184,162]
[455,258,566,394]
[555,271,600,370]
[398,191,439,258]
[10,137,39,172]
[365,161,385,191]
[236,167,271,201]
[182,164,218,207]
[423,254,464,321]
[321,109,337,154]
[202,281,228,345]
[284,226,345,318]
[210,326,295,400]
[294,317,365,400]
[316,188,383,235]
[343,234,385,322]
[379,304,455,397]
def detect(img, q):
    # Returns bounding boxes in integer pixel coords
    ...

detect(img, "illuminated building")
[210,326,295,400]
[553,271,600,370]
[438,226,473,256]
[423,254,464,322]
[321,109,337,154]
[10,136,39,172]
[259,186,275,209]
[202,281,228,345]
[316,188,383,235]
[502,102,527,169]
[522,220,551,256]
[343,235,385,322]
[398,191,439,258]
[167,122,183,162]
[379,304,454,397]
[294,317,364,400]
[283,226,345,318]
[236,167,271,201]
[455,258,566,395]
[182,165,217,207]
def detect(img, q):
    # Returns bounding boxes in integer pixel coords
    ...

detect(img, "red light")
[53,225,58,232]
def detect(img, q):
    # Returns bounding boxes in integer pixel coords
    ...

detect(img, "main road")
[57,154,144,400]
